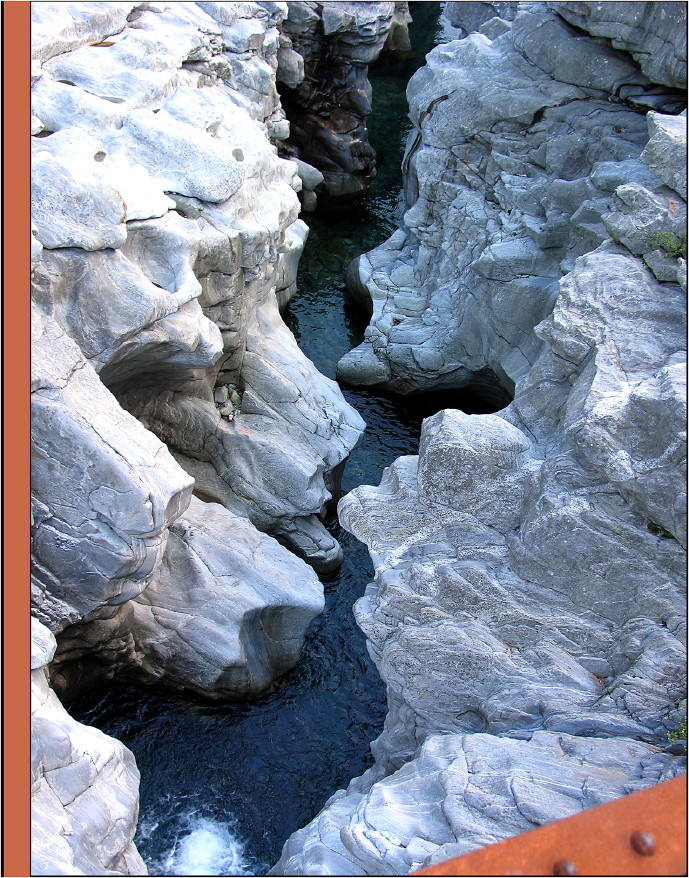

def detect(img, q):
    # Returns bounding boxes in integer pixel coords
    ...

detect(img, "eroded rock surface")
[31,2,366,873]
[275,732,681,875]
[277,1,401,199]
[553,1,687,89]
[51,497,324,700]
[273,3,687,873]
[32,618,145,876]
[274,255,687,872]
[338,2,686,395]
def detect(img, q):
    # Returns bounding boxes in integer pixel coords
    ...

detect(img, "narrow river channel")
[66,6,496,874]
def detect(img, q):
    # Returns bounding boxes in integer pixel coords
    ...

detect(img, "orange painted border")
[413,776,688,876]
[3,1,32,876]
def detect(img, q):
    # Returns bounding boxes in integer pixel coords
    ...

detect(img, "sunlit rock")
[278,4,687,873]
[30,3,367,871]
[273,731,683,875]
[31,618,145,876]
[51,497,325,700]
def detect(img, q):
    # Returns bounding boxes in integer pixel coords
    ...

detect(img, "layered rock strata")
[553,1,688,88]
[273,4,687,874]
[338,1,686,395]
[31,2,367,873]
[277,1,402,199]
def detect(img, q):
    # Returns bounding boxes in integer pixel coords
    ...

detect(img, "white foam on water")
[161,814,255,876]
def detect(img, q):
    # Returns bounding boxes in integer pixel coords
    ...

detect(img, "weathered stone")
[31,2,135,64]
[641,111,688,199]
[381,1,413,59]
[108,109,244,203]
[553,1,687,88]
[604,182,687,255]
[30,3,368,871]
[443,1,518,35]
[31,147,126,251]
[32,618,145,876]
[418,410,541,532]
[277,44,304,87]
[300,188,318,212]
[292,157,324,191]
[280,7,687,874]
[278,1,397,198]
[277,218,310,309]
[31,246,223,379]
[52,497,324,699]
[273,731,682,875]
[31,304,195,632]
[512,7,649,92]
[32,3,687,875]
[544,251,687,544]
[337,10,682,401]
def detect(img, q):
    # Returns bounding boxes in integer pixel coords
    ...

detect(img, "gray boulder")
[641,111,688,199]
[603,182,686,255]
[31,304,194,632]
[443,1,518,35]
[31,2,135,64]
[109,109,245,203]
[273,731,682,875]
[418,410,541,532]
[511,7,650,91]
[31,145,126,251]
[51,497,324,700]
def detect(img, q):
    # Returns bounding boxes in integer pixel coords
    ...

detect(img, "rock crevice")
[29,2,396,873]
[273,3,687,874]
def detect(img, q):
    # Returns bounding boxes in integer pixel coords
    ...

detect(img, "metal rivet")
[631,830,656,856]
[552,860,578,876]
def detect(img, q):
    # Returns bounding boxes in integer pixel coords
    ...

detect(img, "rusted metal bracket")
[413,775,687,876]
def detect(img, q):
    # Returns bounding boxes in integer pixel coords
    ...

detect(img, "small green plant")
[667,697,687,751]
[651,231,687,259]
[668,716,687,745]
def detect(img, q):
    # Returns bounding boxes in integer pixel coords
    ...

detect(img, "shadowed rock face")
[277,1,400,199]
[30,3,369,873]
[272,4,687,874]
[552,1,687,89]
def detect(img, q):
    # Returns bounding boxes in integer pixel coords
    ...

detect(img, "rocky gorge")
[30,2,686,876]
[31,2,397,872]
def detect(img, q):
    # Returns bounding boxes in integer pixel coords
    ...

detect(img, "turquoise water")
[67,7,502,873]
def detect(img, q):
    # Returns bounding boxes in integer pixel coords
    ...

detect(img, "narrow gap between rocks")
[65,5,509,874]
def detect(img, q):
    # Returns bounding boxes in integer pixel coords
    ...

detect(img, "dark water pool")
[66,7,491,874]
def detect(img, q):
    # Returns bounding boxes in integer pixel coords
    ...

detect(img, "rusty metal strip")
[413,775,687,876]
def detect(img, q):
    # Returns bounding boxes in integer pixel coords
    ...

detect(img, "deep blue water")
[66,7,494,874]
